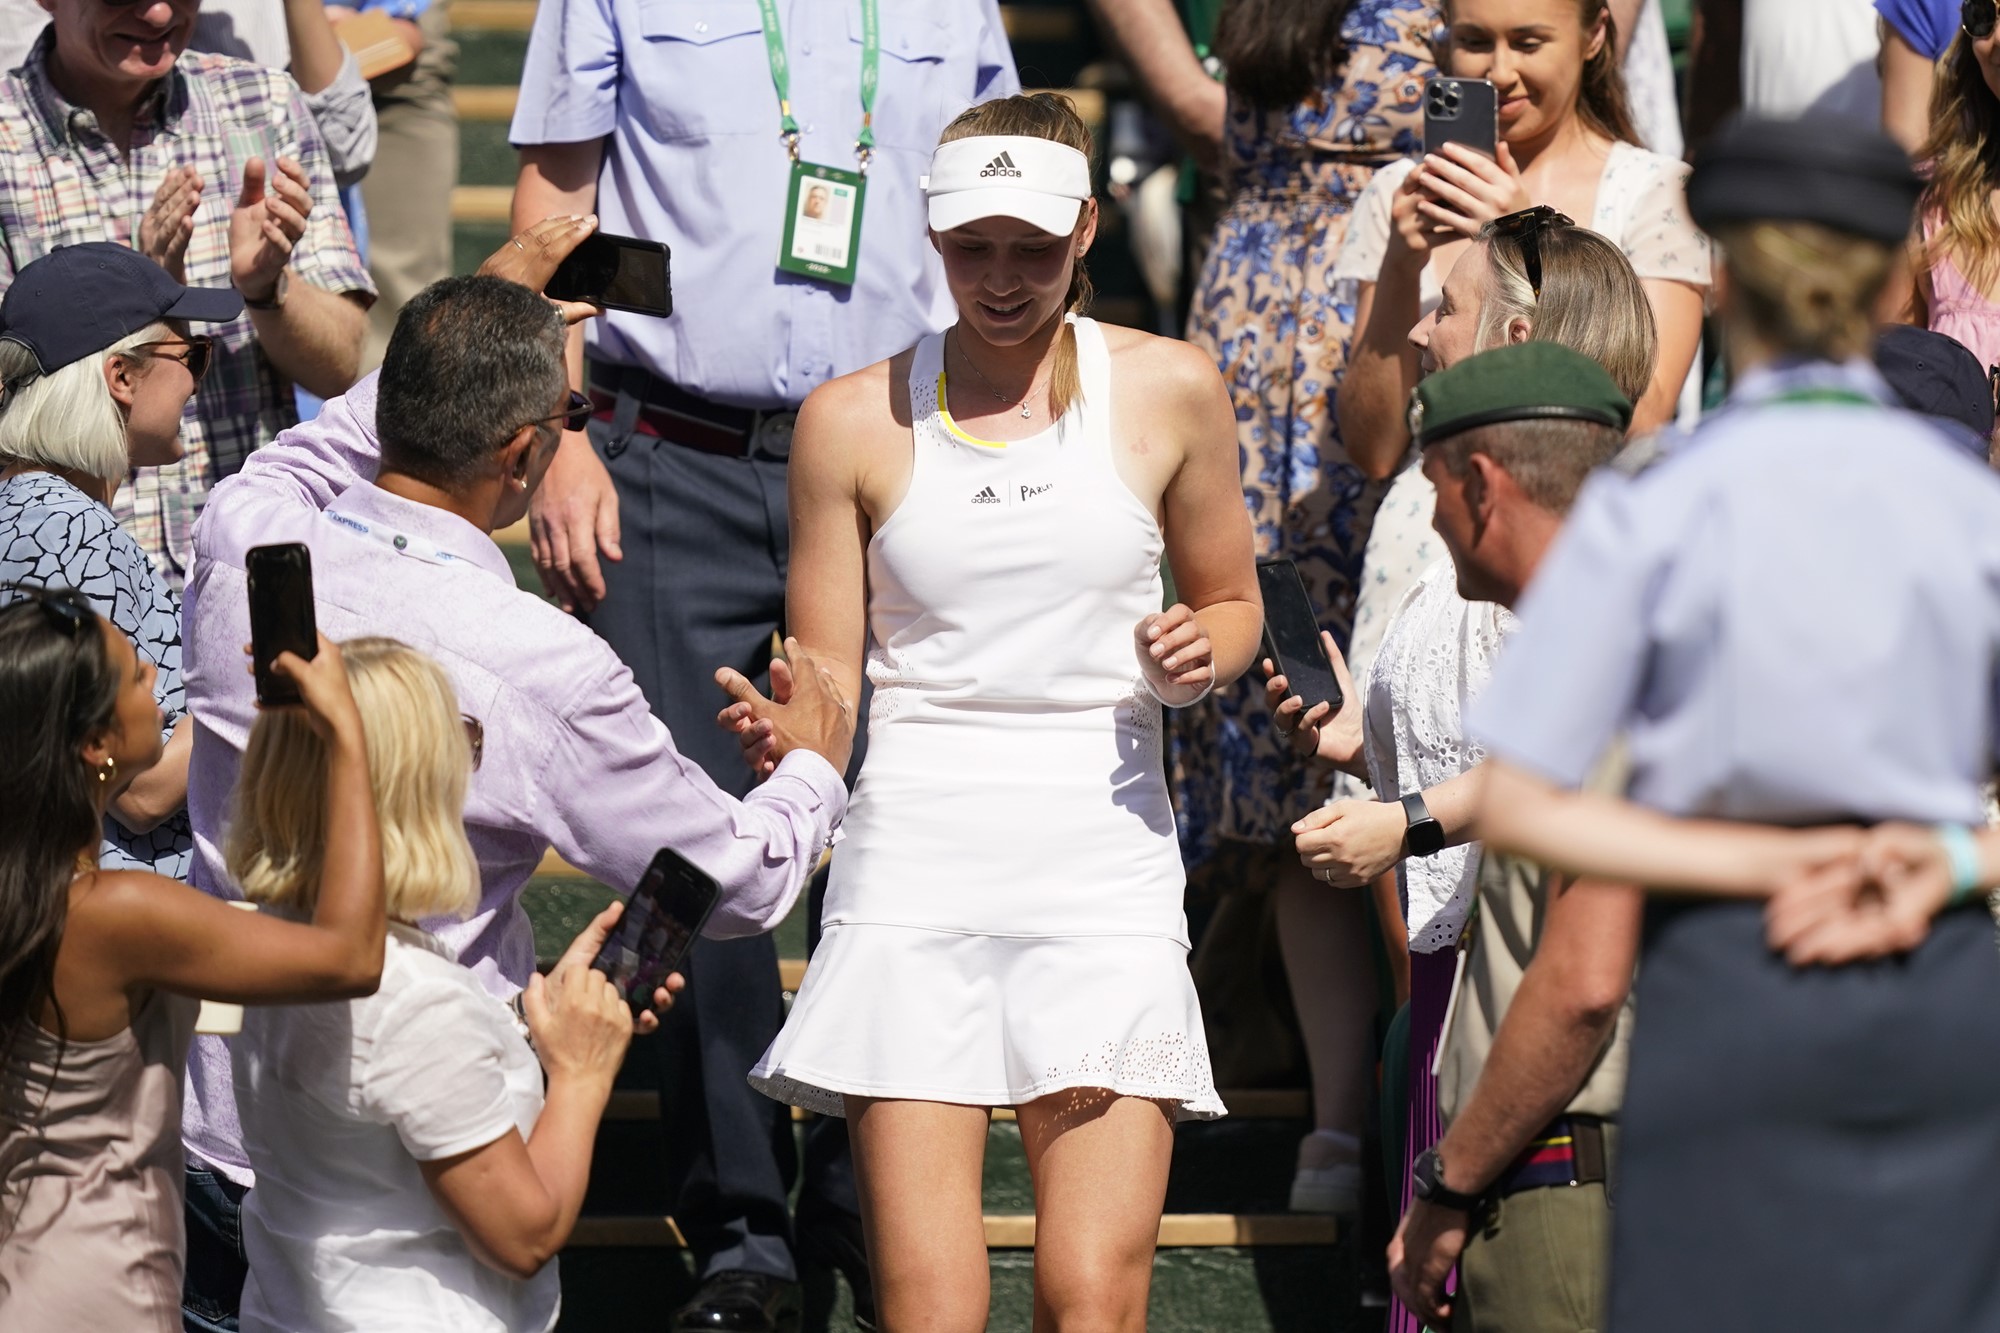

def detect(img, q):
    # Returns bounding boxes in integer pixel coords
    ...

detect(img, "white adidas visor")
[923,135,1092,238]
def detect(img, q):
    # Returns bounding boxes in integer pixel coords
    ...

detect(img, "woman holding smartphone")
[0,598,383,1330]
[730,94,1260,1332]
[229,638,660,1333]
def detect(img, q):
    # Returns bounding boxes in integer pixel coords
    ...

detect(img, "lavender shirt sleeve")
[538,664,847,937]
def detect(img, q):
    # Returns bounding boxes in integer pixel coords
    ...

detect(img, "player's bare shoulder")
[796,349,917,464]
[1099,323,1232,461]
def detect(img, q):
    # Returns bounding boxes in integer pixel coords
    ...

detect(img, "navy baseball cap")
[0,243,243,377]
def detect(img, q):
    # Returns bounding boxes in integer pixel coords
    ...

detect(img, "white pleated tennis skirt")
[748,922,1226,1121]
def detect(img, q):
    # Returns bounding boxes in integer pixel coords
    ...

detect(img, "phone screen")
[593,847,720,1013]
[544,231,673,318]
[1256,558,1344,719]
[246,543,318,707]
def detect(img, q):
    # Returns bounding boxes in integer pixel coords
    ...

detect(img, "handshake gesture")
[1766,823,1989,967]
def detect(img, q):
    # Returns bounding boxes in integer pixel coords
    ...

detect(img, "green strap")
[1765,387,1877,408]
[755,0,878,167]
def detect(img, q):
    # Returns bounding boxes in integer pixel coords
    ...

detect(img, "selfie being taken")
[4,0,2000,1330]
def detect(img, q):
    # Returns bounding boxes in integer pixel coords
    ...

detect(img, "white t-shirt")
[234,924,558,1333]
[1741,0,1881,123]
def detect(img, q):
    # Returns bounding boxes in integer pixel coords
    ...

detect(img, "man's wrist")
[1410,1145,1485,1212]
[242,266,290,310]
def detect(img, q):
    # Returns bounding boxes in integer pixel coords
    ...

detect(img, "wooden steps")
[569,1212,1335,1250]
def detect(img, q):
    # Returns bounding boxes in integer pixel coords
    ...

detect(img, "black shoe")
[798,1207,877,1332]
[672,1270,802,1333]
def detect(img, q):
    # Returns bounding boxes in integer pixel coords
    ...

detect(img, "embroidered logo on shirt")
[970,485,1002,505]
[980,152,1023,178]
[1019,482,1054,502]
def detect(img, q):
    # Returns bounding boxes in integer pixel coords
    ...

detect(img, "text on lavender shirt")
[178,370,847,1184]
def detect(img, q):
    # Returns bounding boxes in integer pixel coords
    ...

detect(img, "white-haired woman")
[0,242,243,880]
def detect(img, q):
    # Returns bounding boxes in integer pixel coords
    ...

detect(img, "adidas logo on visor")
[971,486,1002,504]
[979,151,1023,179]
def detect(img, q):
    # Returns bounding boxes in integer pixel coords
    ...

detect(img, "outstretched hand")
[714,638,856,778]
[476,213,607,325]
[1263,629,1365,777]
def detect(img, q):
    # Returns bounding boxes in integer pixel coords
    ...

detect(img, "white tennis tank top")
[823,316,1189,942]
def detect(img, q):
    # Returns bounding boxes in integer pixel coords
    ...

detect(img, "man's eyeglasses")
[463,714,485,771]
[1966,0,1996,39]
[1485,205,1577,300]
[125,337,215,385]
[526,390,591,436]
[1,581,92,637]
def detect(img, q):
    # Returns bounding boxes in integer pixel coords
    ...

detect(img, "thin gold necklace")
[950,327,1041,420]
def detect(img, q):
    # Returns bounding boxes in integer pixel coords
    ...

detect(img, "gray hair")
[0,323,169,484]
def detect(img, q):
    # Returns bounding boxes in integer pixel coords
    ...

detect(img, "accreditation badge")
[778,161,865,287]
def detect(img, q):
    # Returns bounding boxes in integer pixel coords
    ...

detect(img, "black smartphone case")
[1424,77,1499,158]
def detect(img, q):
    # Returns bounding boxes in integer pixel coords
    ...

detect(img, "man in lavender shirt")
[178,266,855,1329]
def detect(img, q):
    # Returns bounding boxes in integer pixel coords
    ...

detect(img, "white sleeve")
[299,47,379,187]
[1616,151,1713,291]
[361,972,529,1162]
[1333,159,1414,285]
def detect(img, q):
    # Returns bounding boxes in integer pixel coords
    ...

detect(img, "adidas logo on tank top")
[979,151,1022,178]
[971,485,1002,505]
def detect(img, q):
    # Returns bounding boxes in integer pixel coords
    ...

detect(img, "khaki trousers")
[359,0,458,369]
[1455,1124,1617,1333]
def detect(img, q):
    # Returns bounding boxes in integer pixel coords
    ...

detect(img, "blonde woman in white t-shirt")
[229,638,670,1332]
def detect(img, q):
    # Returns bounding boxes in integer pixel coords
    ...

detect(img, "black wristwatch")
[1411,1146,1483,1213]
[1401,790,1446,858]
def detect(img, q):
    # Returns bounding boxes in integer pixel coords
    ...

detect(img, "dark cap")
[1687,113,1922,246]
[0,243,243,378]
[1875,324,1994,459]
[1408,342,1633,448]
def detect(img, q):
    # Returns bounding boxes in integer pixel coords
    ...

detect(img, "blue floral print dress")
[1171,0,1440,864]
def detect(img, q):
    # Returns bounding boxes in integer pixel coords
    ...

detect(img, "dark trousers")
[583,400,859,1281]
[181,1163,248,1332]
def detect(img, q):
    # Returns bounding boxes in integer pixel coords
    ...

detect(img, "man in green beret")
[1385,342,1645,1332]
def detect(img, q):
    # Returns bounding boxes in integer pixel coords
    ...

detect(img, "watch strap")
[1412,1146,1483,1212]
[243,268,288,311]
[1401,790,1446,858]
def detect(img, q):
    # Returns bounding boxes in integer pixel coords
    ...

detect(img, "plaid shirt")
[0,31,374,584]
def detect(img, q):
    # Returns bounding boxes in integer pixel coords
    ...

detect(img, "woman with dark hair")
[0,598,386,1329]
[1896,0,2000,373]
[1169,0,1441,1225]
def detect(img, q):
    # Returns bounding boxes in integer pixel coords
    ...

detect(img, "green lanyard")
[755,0,878,171]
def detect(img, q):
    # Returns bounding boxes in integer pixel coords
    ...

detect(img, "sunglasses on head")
[526,390,591,436]
[1967,0,1997,38]
[126,336,215,385]
[1486,206,1577,300]
[1,581,93,637]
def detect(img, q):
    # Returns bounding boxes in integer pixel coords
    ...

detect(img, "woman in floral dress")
[1171,0,1441,1218]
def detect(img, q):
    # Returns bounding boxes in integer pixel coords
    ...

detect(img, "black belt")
[586,361,796,460]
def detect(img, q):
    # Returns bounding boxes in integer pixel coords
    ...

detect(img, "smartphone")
[246,543,318,707]
[1423,77,1499,159]
[1256,558,1343,720]
[593,847,720,1013]
[544,231,673,318]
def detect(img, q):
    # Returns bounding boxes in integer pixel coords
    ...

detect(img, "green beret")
[1408,342,1633,447]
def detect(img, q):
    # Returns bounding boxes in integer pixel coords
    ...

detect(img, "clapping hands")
[1765,824,1977,966]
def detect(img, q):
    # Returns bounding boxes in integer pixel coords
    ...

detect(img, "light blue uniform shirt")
[510,0,1018,410]
[1473,360,2000,827]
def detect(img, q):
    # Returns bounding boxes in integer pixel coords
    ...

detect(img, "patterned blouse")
[0,472,193,878]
